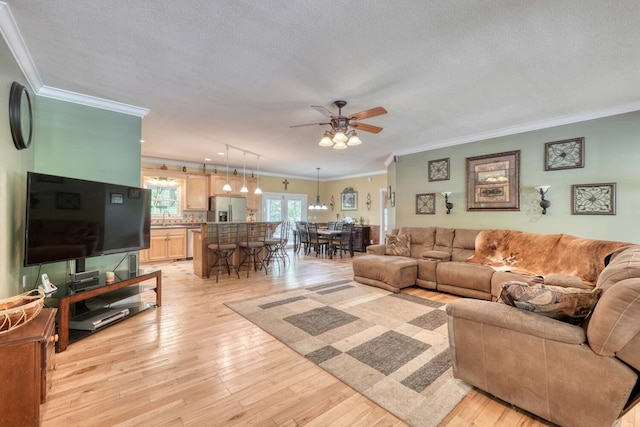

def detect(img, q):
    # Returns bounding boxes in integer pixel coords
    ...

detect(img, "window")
[144,177,185,218]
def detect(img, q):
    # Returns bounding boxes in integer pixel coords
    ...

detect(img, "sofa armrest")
[446,299,586,345]
[366,244,386,255]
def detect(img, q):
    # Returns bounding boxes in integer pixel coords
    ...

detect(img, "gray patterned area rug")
[226,280,470,427]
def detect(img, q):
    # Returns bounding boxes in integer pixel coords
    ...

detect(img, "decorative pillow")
[499,281,602,324]
[421,250,451,261]
[385,234,411,257]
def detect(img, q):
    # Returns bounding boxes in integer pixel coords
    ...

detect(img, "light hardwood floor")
[42,251,639,426]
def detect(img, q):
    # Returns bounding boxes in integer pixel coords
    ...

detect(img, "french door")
[261,193,307,245]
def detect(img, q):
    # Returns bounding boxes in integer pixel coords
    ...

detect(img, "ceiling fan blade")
[348,106,388,121]
[289,122,331,128]
[311,105,337,118]
[350,122,383,134]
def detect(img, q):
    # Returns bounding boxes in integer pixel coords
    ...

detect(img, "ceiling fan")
[290,100,387,149]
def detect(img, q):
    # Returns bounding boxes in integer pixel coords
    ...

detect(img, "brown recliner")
[446,245,640,427]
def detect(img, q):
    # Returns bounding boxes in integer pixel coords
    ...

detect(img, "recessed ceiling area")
[3,1,640,179]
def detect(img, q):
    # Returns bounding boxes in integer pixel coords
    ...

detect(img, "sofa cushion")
[421,250,451,261]
[434,227,455,253]
[499,281,602,324]
[543,273,590,289]
[385,234,411,256]
[451,228,480,262]
[398,227,436,258]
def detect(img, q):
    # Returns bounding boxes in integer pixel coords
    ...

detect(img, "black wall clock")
[9,81,33,150]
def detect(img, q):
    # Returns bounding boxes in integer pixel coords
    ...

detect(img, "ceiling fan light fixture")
[333,140,348,150]
[332,131,348,144]
[318,133,334,147]
[347,133,362,146]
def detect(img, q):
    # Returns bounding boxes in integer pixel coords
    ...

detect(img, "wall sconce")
[535,186,551,214]
[442,192,453,214]
[366,193,372,210]
[329,195,335,211]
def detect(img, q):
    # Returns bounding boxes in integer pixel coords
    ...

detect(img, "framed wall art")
[466,150,520,211]
[416,193,436,214]
[341,190,358,210]
[571,183,616,215]
[428,158,450,181]
[544,137,585,171]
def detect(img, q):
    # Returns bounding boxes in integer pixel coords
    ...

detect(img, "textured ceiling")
[4,1,640,179]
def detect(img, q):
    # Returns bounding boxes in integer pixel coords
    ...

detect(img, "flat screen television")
[24,171,151,267]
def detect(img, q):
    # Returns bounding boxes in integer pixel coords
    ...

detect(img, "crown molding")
[37,86,149,117]
[0,2,148,117]
[393,101,640,157]
[0,1,43,92]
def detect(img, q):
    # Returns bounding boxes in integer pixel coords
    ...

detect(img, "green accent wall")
[0,39,35,299]
[394,111,640,243]
[35,96,141,185]
[1,42,143,298]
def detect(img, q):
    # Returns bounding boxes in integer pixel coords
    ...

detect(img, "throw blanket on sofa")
[467,229,630,285]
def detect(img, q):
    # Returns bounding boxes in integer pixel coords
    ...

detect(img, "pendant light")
[222,145,232,192]
[308,167,328,210]
[240,151,248,193]
[254,155,262,194]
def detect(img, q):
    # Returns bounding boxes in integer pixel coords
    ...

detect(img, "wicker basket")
[0,289,45,335]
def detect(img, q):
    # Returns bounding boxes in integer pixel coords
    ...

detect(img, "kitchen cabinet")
[0,308,57,426]
[210,175,257,196]
[186,174,208,210]
[147,228,187,261]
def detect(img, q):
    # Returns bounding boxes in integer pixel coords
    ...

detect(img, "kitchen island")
[192,222,281,278]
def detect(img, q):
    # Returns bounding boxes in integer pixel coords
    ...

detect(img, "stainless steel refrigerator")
[207,196,247,222]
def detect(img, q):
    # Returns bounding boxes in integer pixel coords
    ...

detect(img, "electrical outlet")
[22,275,26,289]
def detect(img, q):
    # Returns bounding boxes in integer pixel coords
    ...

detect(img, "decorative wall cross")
[282,179,290,190]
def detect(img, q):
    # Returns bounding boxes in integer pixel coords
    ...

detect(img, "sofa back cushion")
[398,227,436,258]
[433,227,455,254]
[452,228,480,262]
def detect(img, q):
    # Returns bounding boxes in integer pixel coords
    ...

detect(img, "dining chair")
[298,221,311,255]
[238,222,268,277]
[331,223,354,258]
[307,223,329,257]
[206,223,240,282]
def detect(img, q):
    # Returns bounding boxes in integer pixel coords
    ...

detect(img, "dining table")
[317,228,345,259]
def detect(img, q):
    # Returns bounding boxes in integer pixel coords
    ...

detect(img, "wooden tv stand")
[56,270,161,352]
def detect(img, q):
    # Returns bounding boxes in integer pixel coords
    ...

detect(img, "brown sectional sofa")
[353,226,629,299]
[352,226,640,426]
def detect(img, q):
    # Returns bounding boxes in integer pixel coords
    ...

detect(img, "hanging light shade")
[347,132,362,146]
[240,151,248,193]
[333,140,348,150]
[254,155,262,194]
[332,131,348,144]
[222,145,232,192]
[318,131,334,147]
[308,167,328,210]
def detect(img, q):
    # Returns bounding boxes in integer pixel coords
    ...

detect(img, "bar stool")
[238,222,268,277]
[207,223,239,282]
[265,221,289,268]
